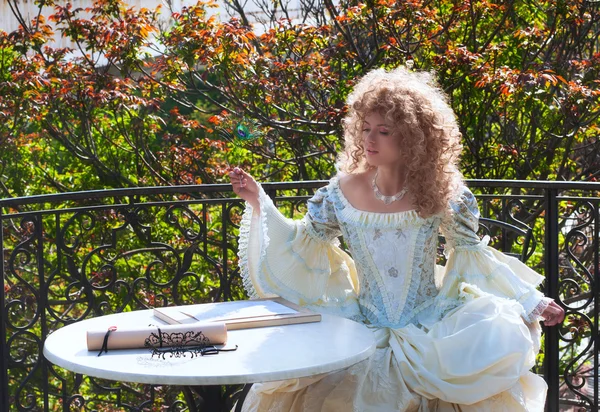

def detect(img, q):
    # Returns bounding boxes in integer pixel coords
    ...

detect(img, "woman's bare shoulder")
[338,172,371,197]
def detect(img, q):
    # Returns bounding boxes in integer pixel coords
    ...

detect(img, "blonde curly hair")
[336,66,464,217]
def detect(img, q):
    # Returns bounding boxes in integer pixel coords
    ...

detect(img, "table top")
[43,309,376,385]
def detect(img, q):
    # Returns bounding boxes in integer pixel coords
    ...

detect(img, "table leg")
[234,384,253,412]
[182,387,200,412]
[182,384,253,412]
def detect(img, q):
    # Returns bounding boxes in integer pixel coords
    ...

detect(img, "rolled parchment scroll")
[86,322,228,351]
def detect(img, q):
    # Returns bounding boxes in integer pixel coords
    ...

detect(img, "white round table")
[43,309,375,386]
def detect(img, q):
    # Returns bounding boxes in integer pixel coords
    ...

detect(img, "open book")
[153,297,321,330]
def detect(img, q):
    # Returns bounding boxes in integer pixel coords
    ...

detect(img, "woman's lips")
[366,149,378,155]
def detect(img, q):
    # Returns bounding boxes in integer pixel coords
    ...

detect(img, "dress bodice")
[322,177,443,328]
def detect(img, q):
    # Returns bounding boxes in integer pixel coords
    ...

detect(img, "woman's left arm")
[439,186,565,326]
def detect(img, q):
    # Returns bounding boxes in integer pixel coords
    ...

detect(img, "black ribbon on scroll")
[98,326,117,357]
[144,327,237,359]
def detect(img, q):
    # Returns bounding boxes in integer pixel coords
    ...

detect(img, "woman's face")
[362,111,402,167]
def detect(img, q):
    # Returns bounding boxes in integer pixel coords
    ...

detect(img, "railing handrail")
[0,181,327,208]
[1,179,599,208]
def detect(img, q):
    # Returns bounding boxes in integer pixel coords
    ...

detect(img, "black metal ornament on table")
[144,328,238,360]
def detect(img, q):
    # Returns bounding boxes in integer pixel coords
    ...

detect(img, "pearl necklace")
[372,171,408,205]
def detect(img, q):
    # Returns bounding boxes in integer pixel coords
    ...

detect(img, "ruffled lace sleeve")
[438,186,553,323]
[237,182,361,319]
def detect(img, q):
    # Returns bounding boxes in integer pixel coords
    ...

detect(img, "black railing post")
[36,214,49,411]
[544,188,560,412]
[0,208,8,412]
[222,202,229,302]
[594,202,599,411]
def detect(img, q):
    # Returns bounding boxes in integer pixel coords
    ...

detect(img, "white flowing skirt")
[240,293,547,412]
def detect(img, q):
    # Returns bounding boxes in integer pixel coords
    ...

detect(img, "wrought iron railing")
[1,180,598,411]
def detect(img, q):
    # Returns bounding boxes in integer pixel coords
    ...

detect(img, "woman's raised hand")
[228,167,260,210]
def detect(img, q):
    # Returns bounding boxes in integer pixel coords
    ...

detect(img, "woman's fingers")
[228,173,244,184]
[233,167,249,177]
[543,301,565,326]
[230,167,245,180]
[228,168,249,186]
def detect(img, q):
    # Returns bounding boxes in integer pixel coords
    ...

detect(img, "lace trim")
[394,224,429,326]
[388,227,417,325]
[354,230,394,322]
[523,296,554,324]
[238,185,272,299]
[328,175,437,228]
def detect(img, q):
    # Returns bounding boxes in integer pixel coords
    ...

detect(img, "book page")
[181,300,298,323]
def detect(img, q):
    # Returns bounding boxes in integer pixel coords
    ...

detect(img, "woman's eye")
[380,130,389,135]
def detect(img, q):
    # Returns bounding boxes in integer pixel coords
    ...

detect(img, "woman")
[228,67,565,411]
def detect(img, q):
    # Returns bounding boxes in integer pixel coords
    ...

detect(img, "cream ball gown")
[237,175,552,411]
